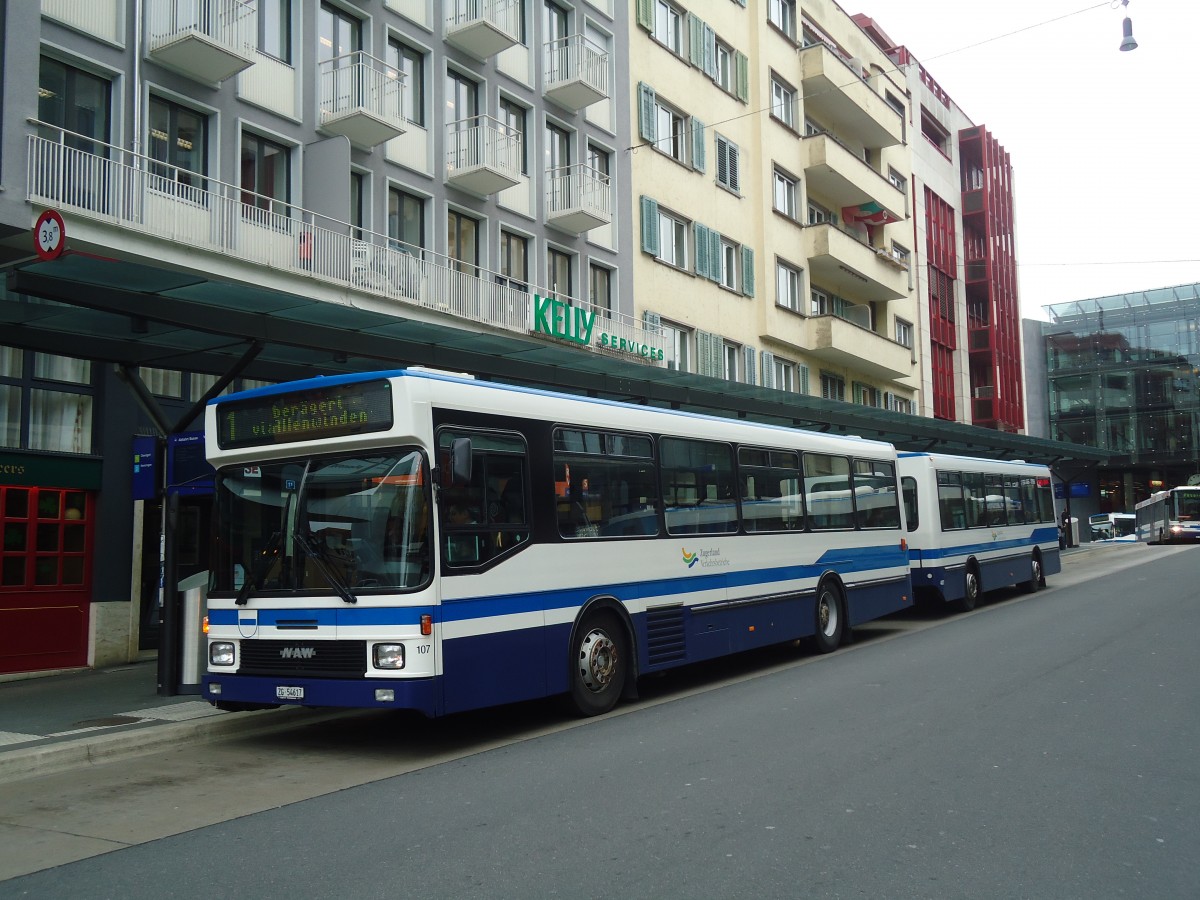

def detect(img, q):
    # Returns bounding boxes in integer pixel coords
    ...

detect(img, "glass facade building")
[1044,283,1200,513]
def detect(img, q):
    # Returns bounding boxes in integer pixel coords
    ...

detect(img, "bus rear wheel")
[958,564,981,612]
[1021,554,1043,594]
[569,611,627,717]
[812,580,845,654]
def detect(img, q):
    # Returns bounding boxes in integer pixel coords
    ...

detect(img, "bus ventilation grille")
[645,606,686,666]
[238,640,367,679]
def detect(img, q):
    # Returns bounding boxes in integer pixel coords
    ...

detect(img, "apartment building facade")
[0,0,640,676]
[629,0,920,409]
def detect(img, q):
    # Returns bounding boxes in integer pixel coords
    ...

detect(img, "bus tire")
[568,611,628,717]
[812,579,845,654]
[958,563,981,612]
[1021,553,1043,594]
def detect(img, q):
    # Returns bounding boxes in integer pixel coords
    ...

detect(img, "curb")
[0,706,350,786]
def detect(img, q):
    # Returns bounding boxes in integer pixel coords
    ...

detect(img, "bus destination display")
[217,380,393,449]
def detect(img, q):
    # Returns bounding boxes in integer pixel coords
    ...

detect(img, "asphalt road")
[2,543,1197,899]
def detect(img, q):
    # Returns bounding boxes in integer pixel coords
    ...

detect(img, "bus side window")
[902,477,918,531]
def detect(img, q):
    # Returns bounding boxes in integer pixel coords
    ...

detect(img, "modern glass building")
[1044,283,1200,513]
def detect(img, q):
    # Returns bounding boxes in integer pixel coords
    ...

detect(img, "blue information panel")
[132,435,159,502]
[167,432,215,496]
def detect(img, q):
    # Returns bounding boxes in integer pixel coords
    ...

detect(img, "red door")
[0,486,94,674]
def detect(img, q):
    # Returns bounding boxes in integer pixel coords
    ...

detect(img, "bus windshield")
[1174,491,1200,522]
[211,449,430,596]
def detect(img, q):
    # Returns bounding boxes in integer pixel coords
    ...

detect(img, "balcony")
[544,35,609,111]
[146,0,256,85]
[42,0,122,45]
[802,224,909,303]
[445,116,522,196]
[801,133,905,222]
[25,126,666,367]
[546,164,611,234]
[445,0,521,61]
[804,315,912,380]
[799,43,904,149]
[319,52,405,148]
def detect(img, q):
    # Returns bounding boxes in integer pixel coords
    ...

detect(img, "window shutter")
[694,223,710,277]
[704,26,717,80]
[716,137,728,187]
[687,14,704,67]
[735,51,750,102]
[761,351,776,389]
[741,246,755,297]
[743,345,756,386]
[636,0,654,32]
[637,82,657,143]
[691,118,706,172]
[799,365,810,395]
[696,331,713,377]
[854,382,866,405]
[726,140,740,192]
[642,310,662,334]
[640,196,659,255]
[708,230,721,282]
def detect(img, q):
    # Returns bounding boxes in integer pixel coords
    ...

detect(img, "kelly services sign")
[531,294,665,363]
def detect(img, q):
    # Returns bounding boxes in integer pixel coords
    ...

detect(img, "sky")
[853,0,1199,320]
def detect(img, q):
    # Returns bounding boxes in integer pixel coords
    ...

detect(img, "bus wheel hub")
[578,629,617,691]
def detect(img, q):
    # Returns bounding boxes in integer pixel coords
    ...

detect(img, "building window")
[589,264,613,316]
[804,117,823,137]
[715,135,740,193]
[657,210,688,268]
[719,239,738,290]
[388,188,424,254]
[821,372,845,402]
[259,0,292,63]
[662,320,691,372]
[811,288,830,316]
[768,0,796,39]
[715,42,733,93]
[446,69,479,125]
[777,261,801,312]
[654,98,687,163]
[38,57,111,154]
[770,76,795,129]
[808,200,833,225]
[855,382,881,407]
[499,231,528,292]
[888,166,907,192]
[653,0,682,54]
[387,39,425,127]
[544,0,569,45]
[723,342,740,382]
[546,121,571,173]
[138,367,183,399]
[0,351,95,454]
[547,247,572,300]
[891,242,911,269]
[773,168,797,219]
[921,108,950,156]
[498,97,527,174]
[240,133,290,215]
[147,96,208,191]
[896,318,914,348]
[447,209,480,276]
[773,357,795,392]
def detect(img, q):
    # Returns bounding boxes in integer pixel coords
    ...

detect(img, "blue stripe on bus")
[208,607,431,627]
[911,527,1058,562]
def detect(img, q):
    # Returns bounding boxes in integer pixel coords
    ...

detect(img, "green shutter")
[636,0,653,32]
[637,82,657,143]
[694,223,710,277]
[704,25,717,80]
[691,118,706,172]
[799,365,810,395]
[761,351,776,389]
[743,345,756,386]
[688,14,704,67]
[741,246,755,297]
[736,51,750,102]
[640,196,659,255]
[709,230,721,282]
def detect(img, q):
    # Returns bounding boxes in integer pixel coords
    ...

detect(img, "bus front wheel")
[1021,554,1043,594]
[569,611,628,717]
[958,564,981,612]
[812,580,845,654]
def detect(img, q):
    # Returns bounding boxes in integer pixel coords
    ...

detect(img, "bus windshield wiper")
[295,529,358,605]
[236,530,282,606]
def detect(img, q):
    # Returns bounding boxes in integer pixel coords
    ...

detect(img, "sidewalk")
[0,539,1135,784]
[0,660,341,784]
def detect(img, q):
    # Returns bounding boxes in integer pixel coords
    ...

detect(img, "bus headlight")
[373,643,406,669]
[210,642,236,666]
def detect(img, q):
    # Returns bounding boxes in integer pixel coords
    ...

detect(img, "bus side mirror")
[450,438,473,487]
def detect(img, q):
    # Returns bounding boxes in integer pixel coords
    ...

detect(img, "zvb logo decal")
[682,549,699,568]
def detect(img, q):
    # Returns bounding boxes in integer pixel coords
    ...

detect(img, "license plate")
[275,686,304,701]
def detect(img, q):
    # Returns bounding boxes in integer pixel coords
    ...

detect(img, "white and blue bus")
[1134,486,1200,543]
[201,368,913,717]
[897,453,1060,611]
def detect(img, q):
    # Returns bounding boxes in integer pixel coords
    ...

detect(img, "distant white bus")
[1089,512,1135,541]
[1134,487,1200,543]
[897,453,1061,611]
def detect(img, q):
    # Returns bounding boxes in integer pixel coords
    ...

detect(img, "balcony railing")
[445,115,522,195]
[544,34,609,110]
[546,163,611,234]
[445,0,521,60]
[319,51,405,147]
[25,125,664,366]
[146,0,256,84]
